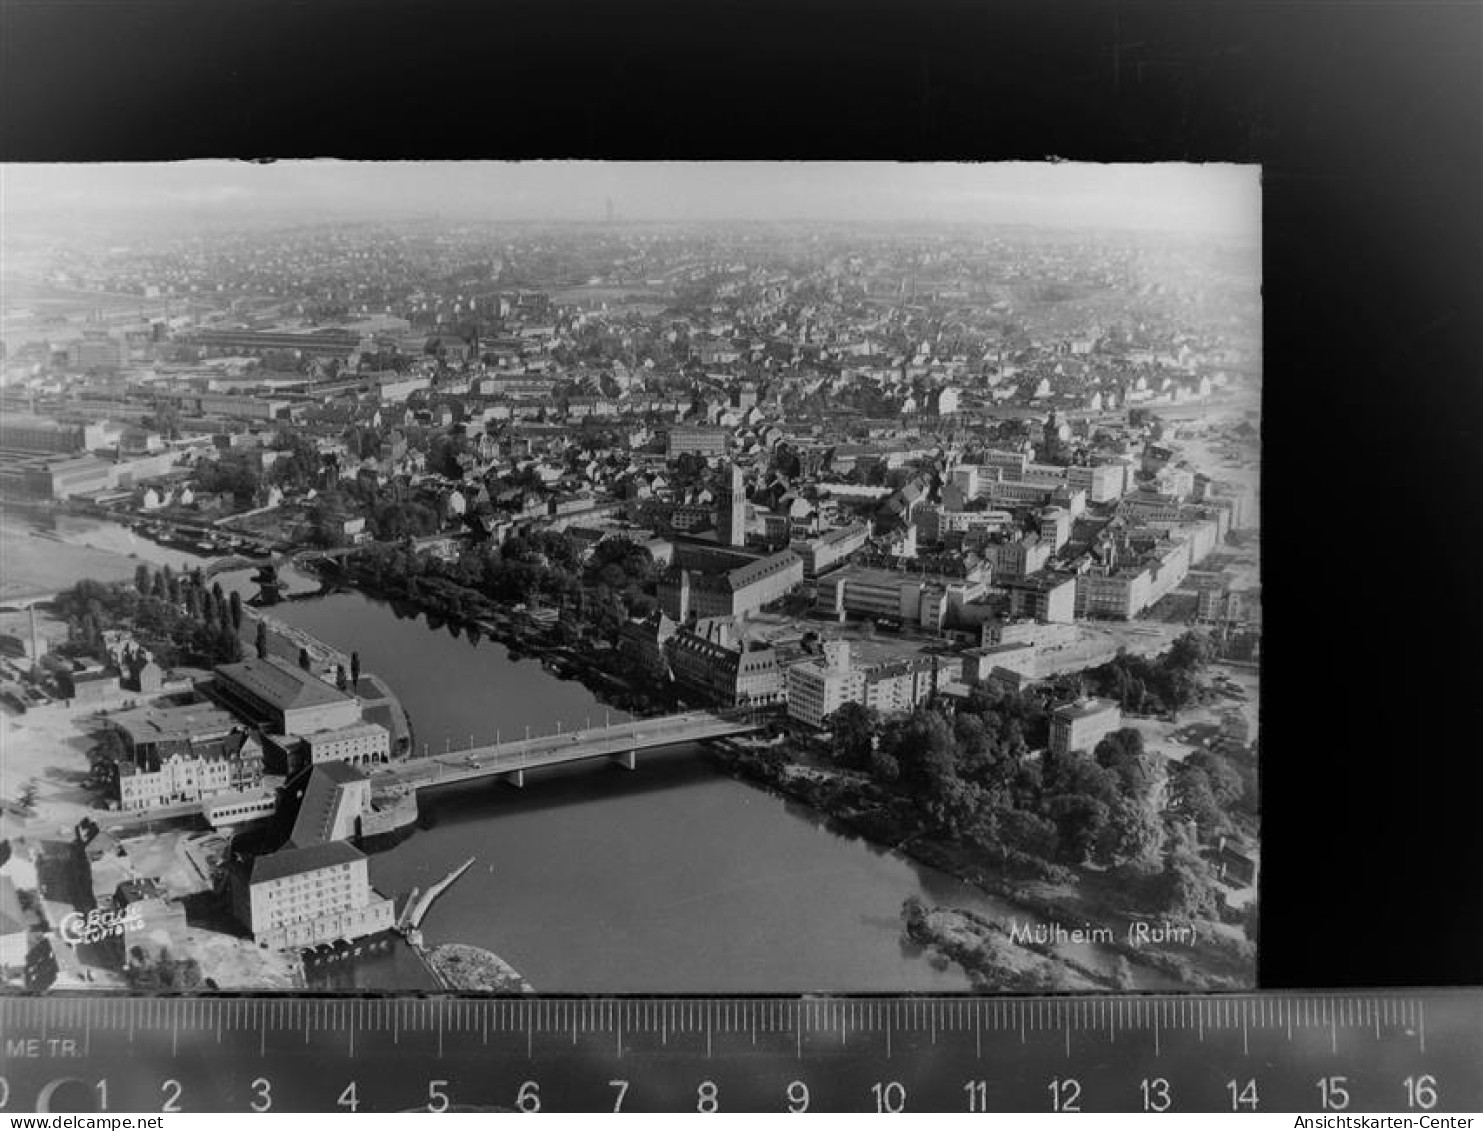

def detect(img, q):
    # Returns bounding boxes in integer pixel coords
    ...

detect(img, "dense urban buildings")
[1,162,1260,994]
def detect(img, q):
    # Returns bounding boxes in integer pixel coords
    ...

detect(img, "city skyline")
[3,161,1260,238]
[0,188,1261,1001]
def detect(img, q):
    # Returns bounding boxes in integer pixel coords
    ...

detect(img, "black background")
[3,0,1480,990]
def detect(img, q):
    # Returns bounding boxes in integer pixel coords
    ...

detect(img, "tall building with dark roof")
[230,762,393,950]
[657,545,803,621]
[663,625,783,707]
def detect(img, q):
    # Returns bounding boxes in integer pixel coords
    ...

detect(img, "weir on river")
[399,856,477,934]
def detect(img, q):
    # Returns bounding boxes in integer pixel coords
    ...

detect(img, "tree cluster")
[191,452,264,506]
[341,529,657,647]
[822,686,1226,922]
[123,945,204,991]
[1085,630,1219,719]
[52,569,242,672]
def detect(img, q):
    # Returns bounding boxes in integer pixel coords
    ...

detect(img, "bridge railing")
[389,711,762,775]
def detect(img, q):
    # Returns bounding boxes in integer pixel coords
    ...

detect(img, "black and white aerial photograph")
[0,161,1261,995]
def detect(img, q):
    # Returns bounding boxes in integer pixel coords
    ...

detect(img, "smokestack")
[29,605,41,661]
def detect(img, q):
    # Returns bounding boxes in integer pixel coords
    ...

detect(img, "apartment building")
[1075,567,1154,620]
[108,703,264,812]
[665,425,729,457]
[791,523,869,579]
[1067,463,1126,503]
[862,656,947,715]
[785,641,865,728]
[664,627,784,707]
[984,537,1053,581]
[1049,698,1123,756]
[996,571,1077,624]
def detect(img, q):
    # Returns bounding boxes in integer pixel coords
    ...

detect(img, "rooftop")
[1053,697,1121,721]
[304,721,388,744]
[997,570,1077,593]
[111,702,240,744]
[973,641,1037,656]
[723,548,802,591]
[248,839,364,885]
[215,655,354,713]
[288,762,367,849]
[830,565,925,589]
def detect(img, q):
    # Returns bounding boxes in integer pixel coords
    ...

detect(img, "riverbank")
[293,565,1249,991]
[236,608,414,758]
[708,741,1249,991]
[0,519,143,604]
[423,944,534,994]
[305,560,668,718]
[902,902,1106,991]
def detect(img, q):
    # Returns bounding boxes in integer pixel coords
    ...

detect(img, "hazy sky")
[2,161,1259,236]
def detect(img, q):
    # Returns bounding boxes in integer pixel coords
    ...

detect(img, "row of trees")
[52,569,243,672]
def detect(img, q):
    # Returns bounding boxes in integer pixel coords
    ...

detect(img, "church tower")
[717,461,747,547]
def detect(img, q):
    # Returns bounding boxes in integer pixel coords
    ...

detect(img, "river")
[266,590,1177,992]
[14,511,1179,991]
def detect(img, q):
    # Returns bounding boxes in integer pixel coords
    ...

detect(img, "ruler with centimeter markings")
[1,991,1479,1113]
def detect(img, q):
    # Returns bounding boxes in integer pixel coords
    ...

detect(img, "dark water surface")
[268,591,1175,993]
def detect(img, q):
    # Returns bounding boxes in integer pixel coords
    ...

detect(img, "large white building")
[984,537,1053,581]
[1075,567,1154,620]
[237,841,394,950]
[791,523,869,578]
[817,567,927,623]
[232,763,394,950]
[785,641,865,728]
[1049,698,1123,756]
[1067,463,1127,503]
[303,721,391,767]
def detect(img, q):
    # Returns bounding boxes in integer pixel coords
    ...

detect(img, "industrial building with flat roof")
[212,655,362,736]
[230,762,394,950]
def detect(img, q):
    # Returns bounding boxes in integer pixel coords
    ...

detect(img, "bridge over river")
[372,710,765,794]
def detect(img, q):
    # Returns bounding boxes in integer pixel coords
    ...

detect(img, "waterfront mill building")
[230,761,395,951]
